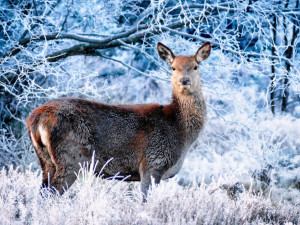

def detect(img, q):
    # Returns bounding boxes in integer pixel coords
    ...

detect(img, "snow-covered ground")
[0,162,298,224]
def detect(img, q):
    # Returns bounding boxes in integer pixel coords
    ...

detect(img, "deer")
[26,42,211,201]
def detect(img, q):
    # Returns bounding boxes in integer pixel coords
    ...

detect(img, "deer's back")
[27,98,184,180]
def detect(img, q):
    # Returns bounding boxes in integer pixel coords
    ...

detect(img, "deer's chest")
[161,153,186,180]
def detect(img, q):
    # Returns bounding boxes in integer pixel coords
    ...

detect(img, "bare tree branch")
[44,17,201,62]
[95,51,168,82]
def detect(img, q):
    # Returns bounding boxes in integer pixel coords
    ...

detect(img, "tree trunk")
[270,15,277,115]
[281,0,298,112]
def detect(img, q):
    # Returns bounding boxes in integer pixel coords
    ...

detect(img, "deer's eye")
[194,66,198,70]
[171,67,176,71]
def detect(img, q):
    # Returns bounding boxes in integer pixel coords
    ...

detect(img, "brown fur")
[27,42,211,201]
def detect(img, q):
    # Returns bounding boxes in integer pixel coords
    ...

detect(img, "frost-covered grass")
[178,113,300,206]
[0,163,299,225]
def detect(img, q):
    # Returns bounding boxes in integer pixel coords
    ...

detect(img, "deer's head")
[157,42,211,95]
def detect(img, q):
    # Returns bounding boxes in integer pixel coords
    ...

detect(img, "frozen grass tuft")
[0,162,299,224]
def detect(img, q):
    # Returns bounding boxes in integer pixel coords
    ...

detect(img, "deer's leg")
[34,145,56,189]
[50,163,78,195]
[139,159,164,202]
[29,132,56,195]
[49,144,90,194]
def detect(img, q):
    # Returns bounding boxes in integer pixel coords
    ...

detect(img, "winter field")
[0,161,299,224]
[1,0,300,224]
[0,67,299,224]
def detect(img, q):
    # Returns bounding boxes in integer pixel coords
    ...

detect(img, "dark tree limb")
[3,0,62,58]
[270,14,277,115]
[0,2,236,59]
[281,0,299,112]
[2,2,294,66]
[45,18,200,62]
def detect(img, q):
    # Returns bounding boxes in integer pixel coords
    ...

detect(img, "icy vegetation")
[0,0,300,224]
[0,163,298,224]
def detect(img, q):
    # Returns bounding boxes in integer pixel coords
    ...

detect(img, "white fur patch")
[30,132,39,149]
[39,125,49,147]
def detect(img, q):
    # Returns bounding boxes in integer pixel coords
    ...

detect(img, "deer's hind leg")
[48,142,92,195]
[35,123,92,194]
[29,130,56,189]
[38,146,57,188]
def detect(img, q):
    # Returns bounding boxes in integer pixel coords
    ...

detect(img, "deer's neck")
[172,89,207,142]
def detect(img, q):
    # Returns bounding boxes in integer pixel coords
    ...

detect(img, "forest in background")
[0,0,299,224]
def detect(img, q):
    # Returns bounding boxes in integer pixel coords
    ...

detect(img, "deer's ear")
[157,42,175,65]
[195,42,211,63]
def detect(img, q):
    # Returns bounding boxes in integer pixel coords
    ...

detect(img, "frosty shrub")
[0,161,298,224]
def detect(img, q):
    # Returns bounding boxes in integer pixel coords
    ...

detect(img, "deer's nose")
[180,77,190,85]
